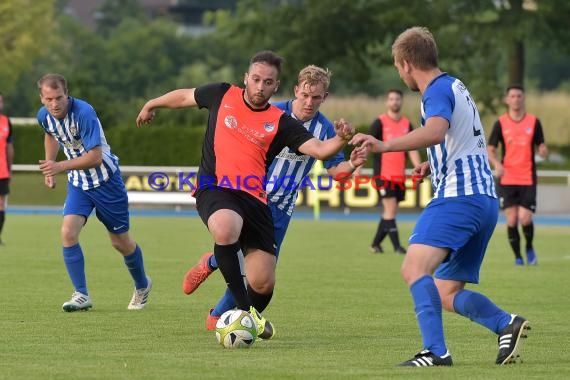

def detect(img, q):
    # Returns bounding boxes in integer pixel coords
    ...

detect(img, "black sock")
[213,243,251,310]
[507,226,522,259]
[0,211,4,238]
[385,219,401,250]
[247,285,273,313]
[372,219,387,247]
[522,223,534,251]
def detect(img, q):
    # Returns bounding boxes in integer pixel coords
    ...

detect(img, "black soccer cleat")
[395,246,407,255]
[496,314,531,365]
[398,350,453,367]
[249,306,275,340]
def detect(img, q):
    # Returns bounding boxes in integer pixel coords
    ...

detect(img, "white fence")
[12,164,570,212]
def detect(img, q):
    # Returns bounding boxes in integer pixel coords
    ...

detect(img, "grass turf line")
[0,215,568,379]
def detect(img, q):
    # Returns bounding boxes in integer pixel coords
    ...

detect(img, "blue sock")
[211,288,237,317]
[208,255,218,270]
[410,275,447,356]
[63,244,88,295]
[453,289,513,334]
[123,245,148,289]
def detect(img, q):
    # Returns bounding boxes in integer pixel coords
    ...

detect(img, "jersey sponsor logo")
[223,104,234,109]
[276,150,309,162]
[263,122,275,132]
[456,80,467,93]
[63,139,83,150]
[224,115,237,129]
[236,124,267,147]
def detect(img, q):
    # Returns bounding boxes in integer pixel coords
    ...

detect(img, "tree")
[95,0,147,36]
[200,0,570,112]
[0,0,56,96]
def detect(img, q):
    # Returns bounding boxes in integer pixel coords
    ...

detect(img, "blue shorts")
[63,170,130,234]
[409,195,499,284]
[269,203,292,258]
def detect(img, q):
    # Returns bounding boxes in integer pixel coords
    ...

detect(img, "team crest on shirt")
[263,123,275,132]
[224,115,237,129]
[63,139,83,149]
[525,127,532,134]
[69,125,78,136]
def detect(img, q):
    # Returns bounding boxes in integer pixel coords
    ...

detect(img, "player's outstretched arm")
[39,146,102,177]
[297,119,354,160]
[327,148,367,177]
[136,88,198,127]
[298,135,345,161]
[350,116,448,153]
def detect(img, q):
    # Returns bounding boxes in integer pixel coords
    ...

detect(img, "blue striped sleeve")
[77,108,102,151]
[321,116,345,169]
[423,80,455,124]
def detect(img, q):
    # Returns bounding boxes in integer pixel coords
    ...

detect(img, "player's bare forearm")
[60,147,103,171]
[44,133,59,161]
[137,89,197,126]
[383,118,447,152]
[327,147,367,176]
[408,150,422,167]
[538,143,548,158]
[327,162,354,176]
[39,146,102,176]
[350,117,447,153]
[148,89,197,110]
[486,146,500,167]
[486,145,504,177]
[298,135,346,161]
[7,143,14,172]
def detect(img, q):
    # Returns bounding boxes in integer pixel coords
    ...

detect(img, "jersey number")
[466,95,482,137]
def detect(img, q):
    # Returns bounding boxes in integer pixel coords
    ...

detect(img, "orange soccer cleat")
[206,309,220,331]
[182,252,215,295]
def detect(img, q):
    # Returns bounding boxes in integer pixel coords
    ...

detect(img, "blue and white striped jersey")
[37,97,119,190]
[421,73,496,198]
[267,100,345,216]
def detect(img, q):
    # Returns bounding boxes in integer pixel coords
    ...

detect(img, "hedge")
[13,124,205,166]
[13,124,569,169]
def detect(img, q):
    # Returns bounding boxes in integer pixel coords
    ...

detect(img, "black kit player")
[136,51,355,339]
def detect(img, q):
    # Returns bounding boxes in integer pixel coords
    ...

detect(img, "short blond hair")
[37,73,68,93]
[392,26,438,70]
[297,65,332,91]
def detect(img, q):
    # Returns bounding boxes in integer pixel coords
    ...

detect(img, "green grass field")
[0,215,569,379]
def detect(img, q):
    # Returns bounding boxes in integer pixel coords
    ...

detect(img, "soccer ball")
[215,309,258,348]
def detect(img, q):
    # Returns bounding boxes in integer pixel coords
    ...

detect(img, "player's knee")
[247,270,275,294]
[110,237,134,255]
[400,265,417,286]
[60,225,79,245]
[249,278,275,294]
[520,214,532,226]
[211,229,240,245]
[110,239,124,252]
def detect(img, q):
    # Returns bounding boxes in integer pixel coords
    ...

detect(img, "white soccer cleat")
[62,291,92,312]
[128,276,152,310]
